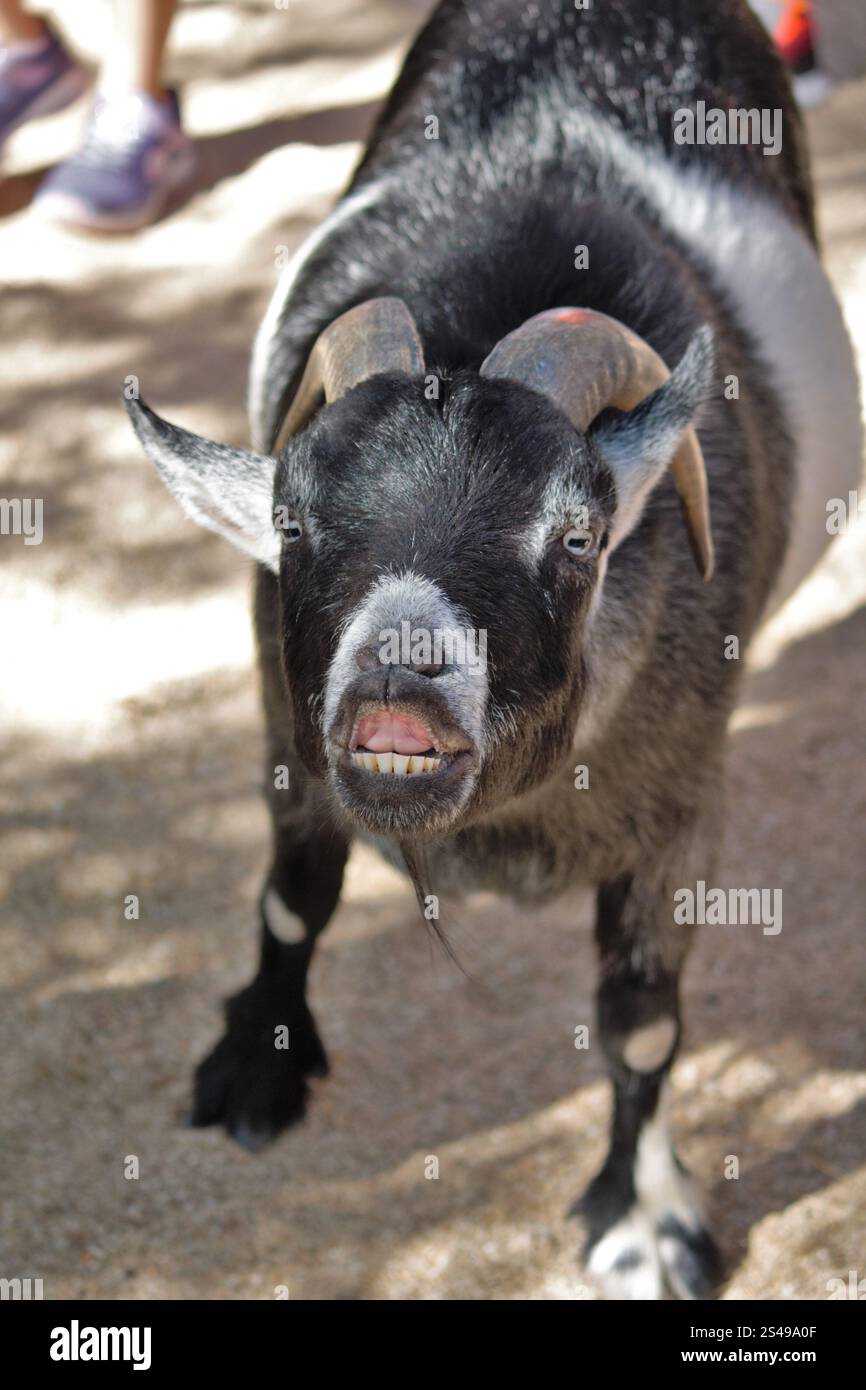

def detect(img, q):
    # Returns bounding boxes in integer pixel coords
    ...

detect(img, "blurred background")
[0,0,864,1299]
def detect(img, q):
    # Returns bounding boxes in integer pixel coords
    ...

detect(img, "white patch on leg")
[588,1085,711,1301]
[622,1016,677,1072]
[637,1105,710,1302]
[263,888,306,943]
[587,1207,664,1300]
[634,1091,703,1233]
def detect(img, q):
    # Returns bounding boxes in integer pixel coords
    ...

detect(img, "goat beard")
[397,836,464,973]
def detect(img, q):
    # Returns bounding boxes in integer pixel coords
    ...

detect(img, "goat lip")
[352,709,438,756]
[333,699,474,759]
[332,745,475,831]
[328,700,476,829]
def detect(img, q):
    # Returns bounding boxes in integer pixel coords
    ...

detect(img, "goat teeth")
[352,750,441,774]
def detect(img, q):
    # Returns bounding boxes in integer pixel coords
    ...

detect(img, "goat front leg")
[190,764,349,1151]
[574,870,723,1300]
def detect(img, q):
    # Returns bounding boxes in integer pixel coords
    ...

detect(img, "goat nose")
[354,641,449,678]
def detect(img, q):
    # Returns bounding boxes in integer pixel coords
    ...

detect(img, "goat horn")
[480,308,713,580]
[276,296,426,449]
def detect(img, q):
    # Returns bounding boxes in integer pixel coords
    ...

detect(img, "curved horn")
[275,297,425,451]
[481,308,713,580]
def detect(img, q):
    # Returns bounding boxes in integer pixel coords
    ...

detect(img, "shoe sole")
[1,65,90,143]
[34,145,198,233]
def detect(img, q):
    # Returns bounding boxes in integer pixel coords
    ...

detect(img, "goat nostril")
[355,641,451,677]
[355,644,383,672]
[412,660,449,678]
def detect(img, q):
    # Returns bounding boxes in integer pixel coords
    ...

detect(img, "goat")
[127,0,862,1299]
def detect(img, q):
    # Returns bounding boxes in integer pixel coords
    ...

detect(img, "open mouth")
[348,710,453,776]
[350,711,447,778]
[328,699,478,834]
[332,704,474,782]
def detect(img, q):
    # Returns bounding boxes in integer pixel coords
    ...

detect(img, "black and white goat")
[127,0,861,1298]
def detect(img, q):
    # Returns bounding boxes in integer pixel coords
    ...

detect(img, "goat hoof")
[188,990,328,1147]
[574,1169,724,1301]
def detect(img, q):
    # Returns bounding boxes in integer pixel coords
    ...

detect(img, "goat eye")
[275,512,303,543]
[562,527,595,556]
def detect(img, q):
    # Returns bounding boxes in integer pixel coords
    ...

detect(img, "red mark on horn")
[550,308,595,324]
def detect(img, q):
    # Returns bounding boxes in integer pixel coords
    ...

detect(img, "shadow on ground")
[1,599,864,1298]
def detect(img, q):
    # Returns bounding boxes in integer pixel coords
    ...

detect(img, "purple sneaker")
[0,26,88,143]
[35,87,197,232]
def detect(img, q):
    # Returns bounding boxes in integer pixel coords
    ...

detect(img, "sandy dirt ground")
[1,1,864,1301]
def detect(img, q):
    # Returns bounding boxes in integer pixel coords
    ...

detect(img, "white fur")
[634,1097,703,1235]
[587,1208,665,1300]
[322,570,489,763]
[263,887,306,944]
[559,110,863,612]
[649,171,862,611]
[588,1086,707,1301]
[131,403,280,570]
[248,180,392,451]
[623,1017,678,1072]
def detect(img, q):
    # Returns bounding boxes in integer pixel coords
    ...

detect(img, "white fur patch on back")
[247,179,392,451]
[559,110,863,612]
[646,167,862,611]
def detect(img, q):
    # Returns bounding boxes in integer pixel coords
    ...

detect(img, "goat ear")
[126,395,280,570]
[593,326,714,556]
